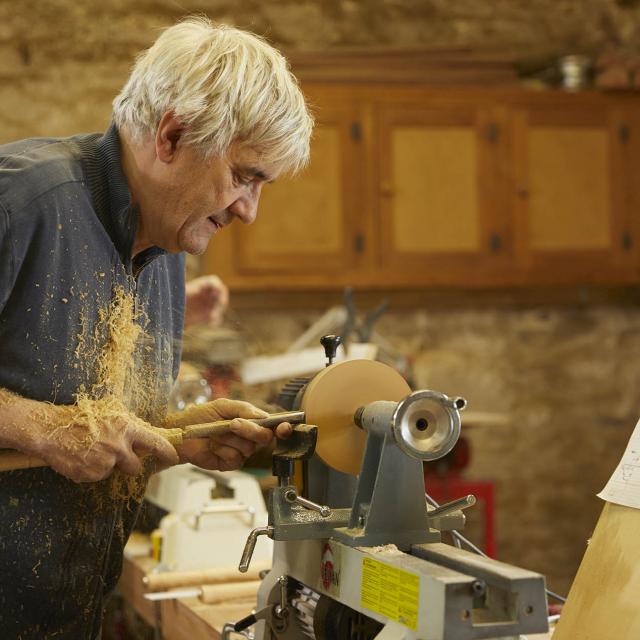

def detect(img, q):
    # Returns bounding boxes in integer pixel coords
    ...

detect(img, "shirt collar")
[86,122,167,271]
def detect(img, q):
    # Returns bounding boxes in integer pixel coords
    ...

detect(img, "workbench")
[118,551,259,640]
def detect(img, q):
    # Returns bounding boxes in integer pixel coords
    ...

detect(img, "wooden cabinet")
[203,86,640,290]
[374,99,512,286]
[230,86,362,279]
[511,96,639,284]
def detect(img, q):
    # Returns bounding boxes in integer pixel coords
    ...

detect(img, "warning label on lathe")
[360,557,419,631]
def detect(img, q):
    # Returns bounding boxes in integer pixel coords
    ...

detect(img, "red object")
[204,364,238,399]
[425,475,496,559]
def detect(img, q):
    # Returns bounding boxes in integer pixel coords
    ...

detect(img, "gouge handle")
[0,427,185,473]
[0,450,47,471]
[152,426,184,446]
[0,412,304,472]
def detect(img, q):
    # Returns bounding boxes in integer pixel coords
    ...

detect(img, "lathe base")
[254,539,548,640]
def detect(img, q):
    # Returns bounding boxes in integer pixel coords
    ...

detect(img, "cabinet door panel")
[223,90,361,278]
[527,127,610,251]
[240,126,343,255]
[392,126,480,253]
[513,106,636,283]
[376,105,511,285]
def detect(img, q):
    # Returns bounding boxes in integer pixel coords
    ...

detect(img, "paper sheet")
[598,417,640,509]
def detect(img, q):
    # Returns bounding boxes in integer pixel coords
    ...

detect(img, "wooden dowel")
[143,562,270,592]
[199,580,262,604]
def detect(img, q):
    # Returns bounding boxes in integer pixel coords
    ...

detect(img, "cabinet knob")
[380,182,395,197]
[623,232,633,250]
[489,233,502,253]
[517,186,529,199]
[619,124,631,143]
[354,233,365,253]
[485,122,500,143]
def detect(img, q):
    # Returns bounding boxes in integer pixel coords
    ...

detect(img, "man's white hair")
[113,17,313,174]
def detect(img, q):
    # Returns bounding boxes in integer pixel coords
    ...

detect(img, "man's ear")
[155,111,185,163]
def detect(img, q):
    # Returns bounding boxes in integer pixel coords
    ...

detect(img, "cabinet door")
[512,105,637,283]
[205,87,362,287]
[375,104,512,286]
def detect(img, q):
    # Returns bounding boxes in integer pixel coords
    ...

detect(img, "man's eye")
[234,173,251,186]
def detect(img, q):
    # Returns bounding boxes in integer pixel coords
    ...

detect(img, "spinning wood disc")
[301,359,411,475]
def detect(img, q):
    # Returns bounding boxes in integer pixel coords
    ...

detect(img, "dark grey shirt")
[0,124,185,638]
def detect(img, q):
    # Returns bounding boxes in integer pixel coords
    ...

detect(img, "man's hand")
[184,275,229,328]
[164,398,293,471]
[38,408,180,483]
[0,391,179,483]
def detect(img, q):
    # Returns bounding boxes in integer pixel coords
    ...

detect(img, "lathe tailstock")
[226,338,548,640]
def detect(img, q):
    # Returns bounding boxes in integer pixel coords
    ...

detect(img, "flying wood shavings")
[49,281,173,495]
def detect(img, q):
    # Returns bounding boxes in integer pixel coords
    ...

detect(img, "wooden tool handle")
[151,426,184,446]
[0,426,184,473]
[0,411,303,472]
[143,562,269,592]
[0,450,47,471]
[199,580,262,604]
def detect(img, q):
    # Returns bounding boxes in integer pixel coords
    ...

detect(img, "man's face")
[146,142,279,255]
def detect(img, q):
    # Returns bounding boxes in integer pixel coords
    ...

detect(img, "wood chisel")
[0,410,306,472]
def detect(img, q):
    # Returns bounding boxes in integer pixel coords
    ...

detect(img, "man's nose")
[230,185,262,224]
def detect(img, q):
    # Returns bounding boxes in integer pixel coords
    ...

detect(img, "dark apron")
[0,465,146,639]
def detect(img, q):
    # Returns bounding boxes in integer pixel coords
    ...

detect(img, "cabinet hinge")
[618,124,631,143]
[351,122,362,141]
[485,122,499,143]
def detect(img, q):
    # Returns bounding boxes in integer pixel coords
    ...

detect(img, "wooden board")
[553,501,640,639]
[160,596,257,640]
[119,553,157,627]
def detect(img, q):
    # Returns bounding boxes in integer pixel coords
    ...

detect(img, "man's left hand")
[164,398,292,471]
[184,275,229,328]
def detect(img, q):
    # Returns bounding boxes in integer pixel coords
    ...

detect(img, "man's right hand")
[0,391,179,483]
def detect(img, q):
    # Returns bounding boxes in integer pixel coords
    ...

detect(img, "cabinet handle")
[489,233,502,253]
[623,232,633,250]
[354,233,365,253]
[351,122,362,141]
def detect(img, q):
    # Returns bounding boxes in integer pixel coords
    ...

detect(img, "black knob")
[320,334,342,366]
[272,456,294,480]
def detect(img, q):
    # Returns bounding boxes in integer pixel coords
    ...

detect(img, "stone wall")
[3,0,640,142]
[3,0,640,599]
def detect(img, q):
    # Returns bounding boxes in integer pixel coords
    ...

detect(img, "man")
[0,17,312,638]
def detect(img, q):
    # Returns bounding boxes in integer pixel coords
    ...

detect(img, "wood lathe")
[220,336,549,640]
